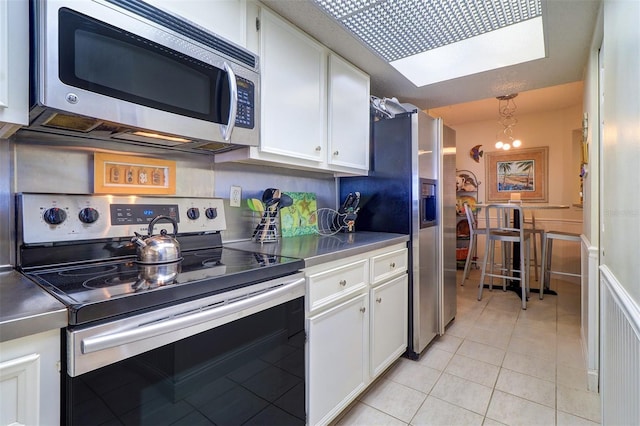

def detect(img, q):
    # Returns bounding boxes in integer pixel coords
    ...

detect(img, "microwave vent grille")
[105,0,257,70]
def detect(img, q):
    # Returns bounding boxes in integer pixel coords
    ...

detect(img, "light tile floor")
[332,269,601,426]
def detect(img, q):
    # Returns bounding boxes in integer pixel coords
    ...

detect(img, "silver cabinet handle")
[360,307,366,313]
[376,297,382,303]
[81,278,305,354]
[315,146,322,152]
[390,262,396,268]
[220,62,237,141]
[333,150,339,156]
[339,279,347,286]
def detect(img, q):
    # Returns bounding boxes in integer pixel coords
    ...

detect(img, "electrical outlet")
[230,185,242,207]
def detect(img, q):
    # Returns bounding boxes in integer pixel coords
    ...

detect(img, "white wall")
[598,0,640,423]
[581,2,603,392]
[601,0,640,305]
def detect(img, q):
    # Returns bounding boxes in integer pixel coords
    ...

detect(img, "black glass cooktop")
[26,248,304,326]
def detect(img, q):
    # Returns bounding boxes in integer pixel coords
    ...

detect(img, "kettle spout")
[131,232,147,248]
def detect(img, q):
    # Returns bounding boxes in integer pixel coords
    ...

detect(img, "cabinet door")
[0,329,61,426]
[143,0,246,47]
[0,0,28,137]
[327,54,370,171]
[259,8,326,162]
[370,275,408,378]
[307,293,368,426]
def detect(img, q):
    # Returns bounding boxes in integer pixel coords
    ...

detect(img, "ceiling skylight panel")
[312,0,544,77]
[314,0,379,20]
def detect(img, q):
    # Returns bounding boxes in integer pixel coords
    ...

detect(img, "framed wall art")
[485,147,548,202]
[94,153,176,194]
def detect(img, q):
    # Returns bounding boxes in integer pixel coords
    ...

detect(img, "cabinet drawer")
[371,248,407,284]
[308,259,368,311]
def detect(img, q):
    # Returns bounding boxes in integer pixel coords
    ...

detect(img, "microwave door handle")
[220,62,238,141]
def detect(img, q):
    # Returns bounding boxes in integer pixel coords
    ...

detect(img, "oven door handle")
[81,277,305,354]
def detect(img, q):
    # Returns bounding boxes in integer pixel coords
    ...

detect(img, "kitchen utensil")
[340,192,360,212]
[262,188,278,204]
[279,193,293,209]
[259,189,281,242]
[247,198,264,212]
[131,215,182,264]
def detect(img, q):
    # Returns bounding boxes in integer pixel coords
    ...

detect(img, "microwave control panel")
[235,77,255,129]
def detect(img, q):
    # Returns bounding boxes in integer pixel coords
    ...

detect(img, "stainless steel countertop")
[0,232,407,342]
[226,231,409,267]
[0,269,67,342]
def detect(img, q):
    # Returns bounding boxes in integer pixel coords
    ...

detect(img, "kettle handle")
[148,215,178,237]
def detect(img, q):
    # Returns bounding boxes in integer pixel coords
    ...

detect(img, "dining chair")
[539,231,581,299]
[460,202,486,286]
[478,203,532,309]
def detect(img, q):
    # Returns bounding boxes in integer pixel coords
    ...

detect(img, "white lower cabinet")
[370,275,409,377]
[0,329,61,426]
[306,243,408,425]
[307,293,368,426]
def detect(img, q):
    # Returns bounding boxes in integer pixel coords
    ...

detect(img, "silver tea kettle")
[131,215,182,264]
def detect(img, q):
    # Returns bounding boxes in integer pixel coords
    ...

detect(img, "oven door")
[35,0,259,145]
[65,274,305,425]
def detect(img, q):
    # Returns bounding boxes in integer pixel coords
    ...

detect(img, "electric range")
[16,193,304,326]
[17,194,307,424]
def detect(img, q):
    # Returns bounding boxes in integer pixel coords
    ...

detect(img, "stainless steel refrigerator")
[340,109,457,358]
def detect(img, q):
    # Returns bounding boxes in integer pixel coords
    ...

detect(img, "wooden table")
[474,203,570,298]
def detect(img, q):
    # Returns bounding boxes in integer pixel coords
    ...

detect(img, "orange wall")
[440,103,584,269]
[445,103,584,225]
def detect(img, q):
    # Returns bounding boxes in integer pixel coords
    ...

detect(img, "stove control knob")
[187,207,200,220]
[205,207,218,219]
[43,207,67,225]
[79,207,99,224]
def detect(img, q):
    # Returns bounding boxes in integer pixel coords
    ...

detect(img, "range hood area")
[24,108,248,156]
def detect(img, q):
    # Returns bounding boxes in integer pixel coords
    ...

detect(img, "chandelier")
[495,94,522,151]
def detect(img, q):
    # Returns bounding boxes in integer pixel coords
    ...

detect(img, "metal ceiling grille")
[312,0,543,62]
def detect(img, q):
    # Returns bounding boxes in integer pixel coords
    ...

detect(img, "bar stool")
[508,200,544,281]
[539,231,581,299]
[524,213,543,279]
[478,204,532,309]
[460,202,486,286]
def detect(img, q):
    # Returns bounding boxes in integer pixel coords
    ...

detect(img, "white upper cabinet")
[0,0,29,139]
[217,4,370,176]
[258,7,326,162]
[328,54,370,171]
[143,0,247,47]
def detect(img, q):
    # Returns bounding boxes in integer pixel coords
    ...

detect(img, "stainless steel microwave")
[29,0,260,153]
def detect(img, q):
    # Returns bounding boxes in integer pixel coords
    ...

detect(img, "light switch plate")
[230,185,242,207]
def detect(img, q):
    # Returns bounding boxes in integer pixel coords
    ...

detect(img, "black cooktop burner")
[26,247,303,326]
[59,265,120,277]
[83,272,139,289]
